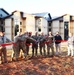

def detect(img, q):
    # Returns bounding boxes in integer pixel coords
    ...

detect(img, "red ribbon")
[0,42,16,46]
[0,40,67,47]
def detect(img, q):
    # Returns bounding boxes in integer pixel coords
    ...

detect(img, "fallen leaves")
[0,56,74,75]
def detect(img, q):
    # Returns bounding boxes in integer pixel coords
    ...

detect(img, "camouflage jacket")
[46,35,54,44]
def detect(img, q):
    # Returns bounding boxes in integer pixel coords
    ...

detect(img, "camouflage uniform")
[31,34,39,56]
[46,35,54,56]
[26,40,30,55]
[26,32,32,55]
[39,35,46,56]
[13,35,27,60]
[13,38,20,60]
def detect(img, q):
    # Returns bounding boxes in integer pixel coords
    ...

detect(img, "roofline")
[49,16,63,21]
[4,14,13,19]
[35,16,43,18]
[12,10,18,14]
[12,10,24,14]
[48,13,52,19]
[49,14,70,21]
[32,12,51,17]
[0,14,13,20]
[0,8,10,15]
[32,12,49,14]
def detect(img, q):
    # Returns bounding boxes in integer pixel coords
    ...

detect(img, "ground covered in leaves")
[0,55,74,75]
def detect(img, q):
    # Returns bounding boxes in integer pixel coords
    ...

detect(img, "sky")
[0,0,74,17]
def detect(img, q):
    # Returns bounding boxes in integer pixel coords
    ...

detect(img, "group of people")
[24,31,62,57]
[17,31,74,58]
[0,30,74,64]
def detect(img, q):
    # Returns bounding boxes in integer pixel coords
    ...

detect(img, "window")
[64,22,69,40]
[70,16,72,20]
[1,21,3,24]
[38,28,41,32]
[15,25,19,36]
[48,22,51,26]
[20,29,22,32]
[64,22,68,29]
[20,22,22,25]
[49,28,51,31]
[0,25,5,31]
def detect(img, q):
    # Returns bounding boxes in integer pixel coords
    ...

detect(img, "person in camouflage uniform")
[26,32,32,55]
[46,31,54,56]
[13,33,27,60]
[39,32,46,56]
[31,32,39,57]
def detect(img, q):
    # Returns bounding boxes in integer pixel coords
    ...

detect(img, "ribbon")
[0,42,16,47]
[0,40,67,47]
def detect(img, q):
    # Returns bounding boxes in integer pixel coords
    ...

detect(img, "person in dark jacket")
[54,31,62,55]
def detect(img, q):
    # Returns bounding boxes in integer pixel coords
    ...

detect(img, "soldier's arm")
[5,36,12,42]
[53,36,55,43]
[37,36,41,43]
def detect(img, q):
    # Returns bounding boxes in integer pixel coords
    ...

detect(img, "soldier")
[46,31,54,56]
[14,32,21,42]
[0,30,11,63]
[31,32,39,57]
[26,32,32,55]
[13,33,27,60]
[39,32,46,56]
[13,32,20,60]
[24,31,29,37]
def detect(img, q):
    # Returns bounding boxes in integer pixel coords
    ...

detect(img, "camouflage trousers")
[0,46,7,63]
[13,42,27,60]
[39,43,46,56]
[26,45,29,55]
[32,44,38,56]
[47,43,54,56]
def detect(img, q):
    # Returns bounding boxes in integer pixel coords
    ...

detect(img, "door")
[64,22,69,40]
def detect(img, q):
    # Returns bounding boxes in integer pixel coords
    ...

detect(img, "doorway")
[64,22,69,40]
